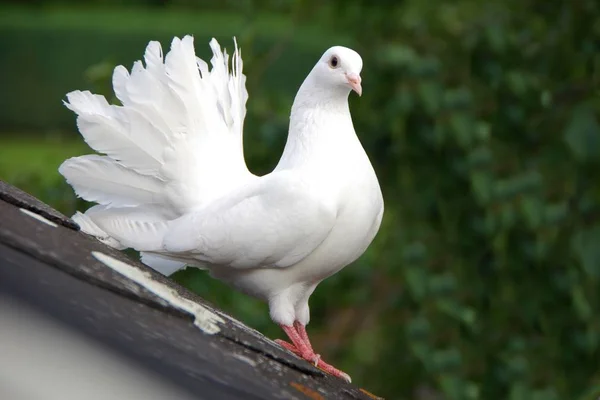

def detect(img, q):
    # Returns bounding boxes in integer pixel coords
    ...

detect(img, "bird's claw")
[312,353,321,366]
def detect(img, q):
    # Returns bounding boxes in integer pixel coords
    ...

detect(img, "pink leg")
[275,339,301,355]
[277,323,352,383]
[277,324,319,363]
[314,355,352,383]
[294,321,315,353]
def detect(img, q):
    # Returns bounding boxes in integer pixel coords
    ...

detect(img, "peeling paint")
[231,352,258,367]
[19,208,58,228]
[91,251,224,334]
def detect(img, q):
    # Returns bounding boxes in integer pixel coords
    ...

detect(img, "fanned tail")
[59,155,165,207]
[60,35,252,275]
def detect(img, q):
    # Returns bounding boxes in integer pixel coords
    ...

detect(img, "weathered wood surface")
[0,180,381,400]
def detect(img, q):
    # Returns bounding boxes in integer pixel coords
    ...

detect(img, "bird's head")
[311,46,363,97]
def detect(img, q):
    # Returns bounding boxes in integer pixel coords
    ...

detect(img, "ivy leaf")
[564,106,600,162]
[571,225,600,278]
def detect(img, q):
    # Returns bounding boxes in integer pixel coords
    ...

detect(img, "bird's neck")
[291,75,352,112]
[275,80,357,170]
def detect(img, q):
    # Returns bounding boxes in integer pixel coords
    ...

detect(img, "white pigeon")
[59,35,384,382]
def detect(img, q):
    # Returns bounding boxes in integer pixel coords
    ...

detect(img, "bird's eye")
[329,56,339,68]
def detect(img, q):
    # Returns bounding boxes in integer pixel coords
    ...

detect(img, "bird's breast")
[296,148,384,282]
[209,150,384,302]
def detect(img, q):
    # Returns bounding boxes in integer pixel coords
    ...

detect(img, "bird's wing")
[163,173,337,269]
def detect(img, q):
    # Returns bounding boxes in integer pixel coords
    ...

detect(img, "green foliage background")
[1,1,600,398]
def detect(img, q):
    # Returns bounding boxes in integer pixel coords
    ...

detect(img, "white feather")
[144,41,165,75]
[63,35,254,226]
[112,65,130,104]
[229,38,248,141]
[59,155,164,207]
[84,205,171,251]
[165,36,214,136]
[72,210,126,249]
[140,252,187,276]
[65,91,163,175]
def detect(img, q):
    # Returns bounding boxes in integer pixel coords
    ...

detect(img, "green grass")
[0,133,90,214]
[0,133,87,185]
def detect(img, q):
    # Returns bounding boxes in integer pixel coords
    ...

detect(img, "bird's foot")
[275,339,351,382]
[315,358,352,383]
[276,323,352,383]
[275,339,321,365]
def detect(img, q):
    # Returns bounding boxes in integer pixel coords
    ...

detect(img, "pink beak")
[346,72,362,96]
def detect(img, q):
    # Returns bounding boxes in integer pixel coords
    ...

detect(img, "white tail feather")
[112,65,130,105]
[62,35,252,260]
[140,252,188,276]
[65,91,164,175]
[60,155,164,207]
[72,210,126,249]
[83,205,171,251]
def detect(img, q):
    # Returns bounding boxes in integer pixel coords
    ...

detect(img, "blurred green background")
[1,0,600,398]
